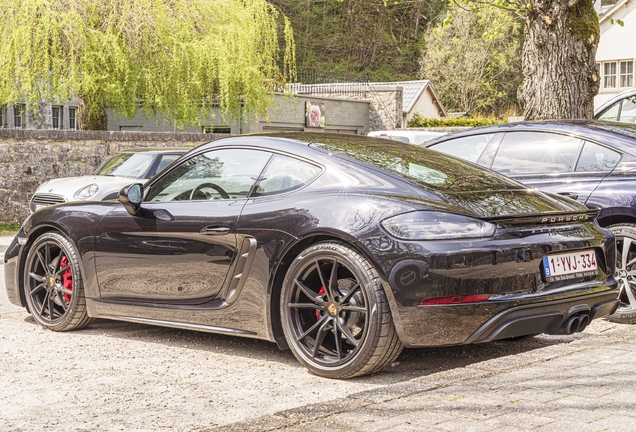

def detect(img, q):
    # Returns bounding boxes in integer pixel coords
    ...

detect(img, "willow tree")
[447,0,600,119]
[0,0,295,130]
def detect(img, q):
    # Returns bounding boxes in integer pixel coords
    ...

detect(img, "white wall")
[406,86,443,124]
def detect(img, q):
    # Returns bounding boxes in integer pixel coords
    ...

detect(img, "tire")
[280,241,403,379]
[607,224,636,324]
[23,231,93,331]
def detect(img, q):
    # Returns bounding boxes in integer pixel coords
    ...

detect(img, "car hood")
[34,175,140,200]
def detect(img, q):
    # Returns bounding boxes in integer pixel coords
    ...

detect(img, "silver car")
[30,148,186,212]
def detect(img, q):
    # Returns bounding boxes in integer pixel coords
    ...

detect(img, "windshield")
[95,153,155,178]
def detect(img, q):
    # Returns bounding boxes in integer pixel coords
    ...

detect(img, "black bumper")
[465,291,619,343]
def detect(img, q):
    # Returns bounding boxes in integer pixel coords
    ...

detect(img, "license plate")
[34,204,48,211]
[543,250,598,282]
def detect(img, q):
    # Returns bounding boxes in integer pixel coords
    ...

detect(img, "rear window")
[307,134,524,192]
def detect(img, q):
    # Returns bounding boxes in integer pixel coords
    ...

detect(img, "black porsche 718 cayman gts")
[4,133,619,378]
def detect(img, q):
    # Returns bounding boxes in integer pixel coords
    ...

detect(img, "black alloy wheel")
[281,241,403,378]
[23,232,92,331]
[608,224,636,324]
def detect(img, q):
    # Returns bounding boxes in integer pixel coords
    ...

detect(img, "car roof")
[422,120,636,156]
[118,148,188,154]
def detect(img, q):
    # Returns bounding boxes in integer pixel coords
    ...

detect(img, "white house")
[595,0,636,108]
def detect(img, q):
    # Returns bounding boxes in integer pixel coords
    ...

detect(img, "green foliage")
[0,222,20,235]
[419,3,523,116]
[408,113,506,127]
[269,0,445,81]
[0,0,295,129]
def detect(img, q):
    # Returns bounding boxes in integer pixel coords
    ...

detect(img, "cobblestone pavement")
[3,235,636,431]
[217,320,636,432]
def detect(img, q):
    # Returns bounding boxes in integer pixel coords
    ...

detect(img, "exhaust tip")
[578,314,590,332]
[562,315,581,335]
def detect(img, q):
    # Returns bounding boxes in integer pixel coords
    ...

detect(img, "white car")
[367,130,447,144]
[29,148,186,212]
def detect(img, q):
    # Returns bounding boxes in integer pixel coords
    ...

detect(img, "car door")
[488,132,615,204]
[93,147,273,303]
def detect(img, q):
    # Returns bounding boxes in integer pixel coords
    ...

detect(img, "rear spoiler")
[484,210,599,227]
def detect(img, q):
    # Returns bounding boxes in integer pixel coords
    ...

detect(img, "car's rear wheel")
[280,241,403,378]
[608,224,636,324]
[23,232,92,331]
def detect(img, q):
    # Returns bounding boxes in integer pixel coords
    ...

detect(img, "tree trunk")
[77,96,108,131]
[518,0,599,120]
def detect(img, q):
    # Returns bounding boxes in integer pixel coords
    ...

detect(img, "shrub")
[408,114,506,128]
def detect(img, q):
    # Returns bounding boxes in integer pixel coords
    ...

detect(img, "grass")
[0,222,20,236]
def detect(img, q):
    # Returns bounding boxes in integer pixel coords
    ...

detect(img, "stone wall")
[0,129,223,223]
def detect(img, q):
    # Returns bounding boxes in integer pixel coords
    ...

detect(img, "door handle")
[557,192,579,200]
[200,226,230,235]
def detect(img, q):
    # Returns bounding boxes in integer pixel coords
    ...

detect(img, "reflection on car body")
[4,133,619,378]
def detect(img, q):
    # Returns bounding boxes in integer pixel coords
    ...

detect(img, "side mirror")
[118,183,143,215]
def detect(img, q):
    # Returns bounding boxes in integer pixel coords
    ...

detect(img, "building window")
[620,60,634,88]
[52,106,62,129]
[14,104,24,128]
[68,108,77,130]
[600,60,634,90]
[604,62,617,88]
[202,126,231,134]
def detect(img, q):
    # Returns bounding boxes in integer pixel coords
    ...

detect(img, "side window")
[575,141,621,172]
[492,132,581,176]
[619,97,636,123]
[252,154,321,197]
[428,134,495,163]
[597,101,621,121]
[146,149,271,202]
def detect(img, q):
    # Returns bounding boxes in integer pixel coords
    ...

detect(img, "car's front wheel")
[608,224,636,324]
[280,241,403,378]
[23,231,93,331]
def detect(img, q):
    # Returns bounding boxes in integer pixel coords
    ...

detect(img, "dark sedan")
[4,133,619,378]
[423,120,636,324]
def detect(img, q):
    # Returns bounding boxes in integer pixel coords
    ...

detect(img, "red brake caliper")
[60,256,73,302]
[316,285,326,320]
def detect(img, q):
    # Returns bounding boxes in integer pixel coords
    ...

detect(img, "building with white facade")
[595,0,636,108]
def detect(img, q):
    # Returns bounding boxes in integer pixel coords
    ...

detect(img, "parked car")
[367,130,447,144]
[5,133,618,378]
[595,88,636,123]
[423,120,636,324]
[29,148,186,212]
